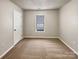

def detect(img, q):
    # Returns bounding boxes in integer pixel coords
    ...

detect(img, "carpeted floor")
[2,38,77,59]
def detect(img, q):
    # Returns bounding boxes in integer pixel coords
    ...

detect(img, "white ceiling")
[11,0,71,10]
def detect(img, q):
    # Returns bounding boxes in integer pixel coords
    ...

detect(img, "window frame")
[35,15,45,32]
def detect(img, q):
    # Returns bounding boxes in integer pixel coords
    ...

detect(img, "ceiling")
[11,0,71,10]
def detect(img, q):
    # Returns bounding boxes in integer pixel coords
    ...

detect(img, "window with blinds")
[36,15,44,31]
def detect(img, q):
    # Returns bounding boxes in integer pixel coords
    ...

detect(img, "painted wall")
[59,0,78,53]
[23,10,59,38]
[0,0,23,57]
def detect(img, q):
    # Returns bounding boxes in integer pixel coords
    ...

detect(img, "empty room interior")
[0,0,78,59]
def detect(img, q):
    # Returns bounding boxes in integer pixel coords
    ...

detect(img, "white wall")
[23,10,59,38]
[0,0,23,57]
[59,0,78,53]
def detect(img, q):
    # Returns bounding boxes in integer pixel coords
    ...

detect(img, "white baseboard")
[0,45,14,59]
[23,36,59,39]
[0,38,23,59]
[59,36,78,55]
[14,37,23,46]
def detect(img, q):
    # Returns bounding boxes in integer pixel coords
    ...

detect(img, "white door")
[14,10,22,45]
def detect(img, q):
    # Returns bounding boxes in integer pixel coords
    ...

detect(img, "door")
[14,9,22,45]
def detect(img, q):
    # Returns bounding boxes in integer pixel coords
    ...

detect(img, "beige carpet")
[2,38,77,59]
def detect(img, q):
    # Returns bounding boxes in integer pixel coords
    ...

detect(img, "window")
[36,15,44,31]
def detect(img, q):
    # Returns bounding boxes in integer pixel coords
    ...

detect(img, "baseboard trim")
[0,38,23,59]
[58,37,78,55]
[23,36,59,39]
[0,45,14,59]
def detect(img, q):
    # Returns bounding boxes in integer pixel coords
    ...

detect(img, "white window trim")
[35,15,45,32]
